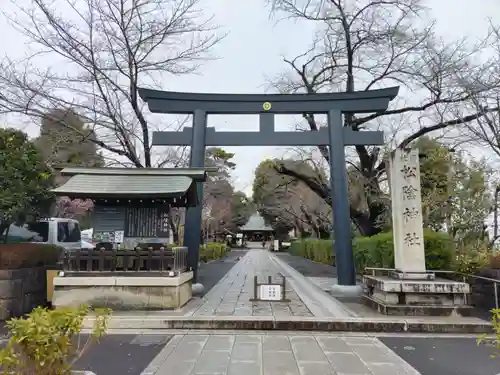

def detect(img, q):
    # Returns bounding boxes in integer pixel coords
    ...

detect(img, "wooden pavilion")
[50,167,208,310]
[52,167,207,248]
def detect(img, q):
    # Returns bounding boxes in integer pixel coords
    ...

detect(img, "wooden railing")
[61,246,188,276]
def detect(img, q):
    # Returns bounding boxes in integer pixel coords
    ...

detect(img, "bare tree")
[253,157,332,236]
[463,21,500,161]
[269,0,499,235]
[0,0,223,168]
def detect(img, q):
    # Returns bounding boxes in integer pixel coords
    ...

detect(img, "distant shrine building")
[239,213,275,241]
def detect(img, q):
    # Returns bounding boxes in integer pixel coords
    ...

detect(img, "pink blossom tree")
[53,197,94,219]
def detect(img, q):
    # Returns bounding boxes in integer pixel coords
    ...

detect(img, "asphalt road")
[197,249,247,295]
[380,336,500,375]
[73,334,171,374]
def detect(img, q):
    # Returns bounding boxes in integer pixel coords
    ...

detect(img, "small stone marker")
[250,275,290,302]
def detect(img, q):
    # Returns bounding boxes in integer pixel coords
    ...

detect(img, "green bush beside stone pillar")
[288,230,455,273]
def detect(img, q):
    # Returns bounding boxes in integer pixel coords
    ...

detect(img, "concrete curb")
[84,316,493,334]
[268,252,358,317]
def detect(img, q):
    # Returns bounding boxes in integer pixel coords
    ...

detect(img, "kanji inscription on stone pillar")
[388,148,426,274]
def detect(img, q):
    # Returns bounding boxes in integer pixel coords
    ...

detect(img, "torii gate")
[139,87,399,288]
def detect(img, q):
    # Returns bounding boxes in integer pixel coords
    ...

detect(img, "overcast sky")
[1,0,499,196]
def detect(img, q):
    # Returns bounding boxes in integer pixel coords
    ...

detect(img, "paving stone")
[157,360,195,375]
[216,310,235,316]
[231,342,261,361]
[170,343,206,362]
[234,335,261,343]
[227,361,261,375]
[367,362,406,375]
[263,335,291,351]
[204,335,235,351]
[317,337,352,352]
[290,337,327,362]
[344,337,378,346]
[325,352,371,374]
[180,335,210,344]
[233,309,252,316]
[297,362,336,375]
[263,350,300,375]
[193,350,231,374]
[350,344,395,363]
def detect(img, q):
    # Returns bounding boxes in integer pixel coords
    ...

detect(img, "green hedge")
[289,239,333,264]
[289,230,455,272]
[199,242,229,262]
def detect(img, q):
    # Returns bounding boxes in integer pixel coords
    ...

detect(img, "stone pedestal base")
[53,272,193,310]
[330,284,363,298]
[362,275,472,316]
[389,270,435,281]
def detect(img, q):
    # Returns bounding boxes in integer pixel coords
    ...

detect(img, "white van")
[5,218,82,251]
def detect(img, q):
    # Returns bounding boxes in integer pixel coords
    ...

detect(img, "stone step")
[82,315,493,334]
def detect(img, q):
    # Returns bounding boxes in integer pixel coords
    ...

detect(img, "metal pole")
[183,109,206,282]
[327,110,356,286]
[495,282,498,310]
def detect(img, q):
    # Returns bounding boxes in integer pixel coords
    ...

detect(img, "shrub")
[289,239,334,264]
[352,232,394,272]
[0,304,111,375]
[353,230,455,272]
[289,230,455,273]
[453,242,489,275]
[199,242,229,262]
[478,308,500,357]
[0,243,63,270]
[422,230,456,270]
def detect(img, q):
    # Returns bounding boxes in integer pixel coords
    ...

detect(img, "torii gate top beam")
[138,87,399,115]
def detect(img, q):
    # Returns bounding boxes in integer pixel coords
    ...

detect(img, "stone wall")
[470,269,500,311]
[0,267,47,321]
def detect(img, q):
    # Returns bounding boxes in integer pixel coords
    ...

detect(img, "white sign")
[113,230,124,244]
[259,284,282,301]
[273,240,279,251]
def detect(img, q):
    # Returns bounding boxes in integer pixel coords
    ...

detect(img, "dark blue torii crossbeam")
[152,126,383,147]
[139,86,399,287]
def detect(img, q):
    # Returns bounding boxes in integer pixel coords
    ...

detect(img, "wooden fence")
[61,246,188,276]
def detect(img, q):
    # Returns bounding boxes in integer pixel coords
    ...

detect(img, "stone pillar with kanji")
[362,147,471,315]
[388,147,430,279]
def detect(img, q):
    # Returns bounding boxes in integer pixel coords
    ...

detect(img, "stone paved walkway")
[141,332,421,375]
[190,249,312,317]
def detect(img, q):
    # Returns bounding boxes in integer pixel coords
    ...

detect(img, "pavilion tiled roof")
[51,167,207,200]
[239,213,273,232]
